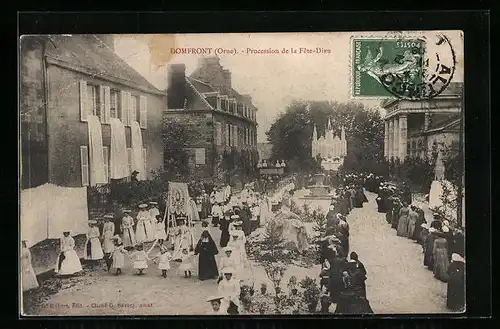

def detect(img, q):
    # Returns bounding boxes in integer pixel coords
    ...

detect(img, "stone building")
[382,82,463,163]
[20,35,165,244]
[164,57,259,179]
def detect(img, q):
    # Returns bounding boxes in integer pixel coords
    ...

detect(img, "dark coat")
[194,234,219,280]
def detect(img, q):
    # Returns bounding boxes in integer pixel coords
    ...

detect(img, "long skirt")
[55,250,83,275]
[22,266,39,291]
[385,209,392,224]
[334,294,374,314]
[376,197,386,213]
[391,209,400,229]
[397,215,409,237]
[84,237,104,260]
[220,230,230,248]
[447,262,465,311]
[122,228,136,248]
[433,239,450,282]
[136,221,148,243]
[407,216,417,240]
[198,253,219,280]
[112,251,125,269]
[424,235,437,270]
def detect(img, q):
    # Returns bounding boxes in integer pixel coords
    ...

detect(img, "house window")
[110,90,120,119]
[80,146,89,186]
[143,148,147,178]
[139,95,148,129]
[127,148,133,175]
[195,148,206,165]
[103,146,109,182]
[87,84,100,117]
[130,95,139,123]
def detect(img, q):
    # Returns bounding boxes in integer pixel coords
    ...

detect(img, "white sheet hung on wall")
[130,120,145,180]
[109,117,129,179]
[87,115,107,185]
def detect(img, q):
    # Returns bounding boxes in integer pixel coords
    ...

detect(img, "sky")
[113,31,463,142]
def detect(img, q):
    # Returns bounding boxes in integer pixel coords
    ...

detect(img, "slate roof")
[45,35,161,94]
[425,114,460,133]
[187,77,215,94]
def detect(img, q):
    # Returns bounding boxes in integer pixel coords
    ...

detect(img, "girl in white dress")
[154,215,167,246]
[102,215,115,271]
[55,231,83,275]
[129,243,150,275]
[136,204,155,243]
[21,240,39,291]
[111,236,128,275]
[84,220,104,261]
[151,245,172,278]
[121,210,136,248]
[178,248,194,278]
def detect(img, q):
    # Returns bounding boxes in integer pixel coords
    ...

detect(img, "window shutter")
[80,146,89,186]
[79,80,88,122]
[103,146,109,182]
[142,148,147,178]
[139,95,147,129]
[127,148,133,175]
[120,90,129,124]
[104,86,111,123]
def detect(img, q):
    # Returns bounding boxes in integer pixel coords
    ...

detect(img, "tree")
[162,118,191,179]
[266,100,384,174]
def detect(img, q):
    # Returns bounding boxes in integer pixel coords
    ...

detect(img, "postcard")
[20,31,464,316]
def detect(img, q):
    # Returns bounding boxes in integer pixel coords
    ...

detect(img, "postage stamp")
[351,34,456,100]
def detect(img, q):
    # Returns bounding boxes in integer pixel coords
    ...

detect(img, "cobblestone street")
[33,190,448,315]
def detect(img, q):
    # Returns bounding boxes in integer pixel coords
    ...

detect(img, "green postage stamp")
[351,35,455,100]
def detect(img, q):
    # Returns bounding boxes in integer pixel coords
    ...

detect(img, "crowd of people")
[375,180,465,312]
[316,174,374,314]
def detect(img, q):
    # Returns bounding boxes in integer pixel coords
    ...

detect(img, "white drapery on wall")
[109,118,129,179]
[20,184,89,246]
[130,121,145,180]
[87,115,107,185]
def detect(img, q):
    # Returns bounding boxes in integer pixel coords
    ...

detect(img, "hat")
[442,220,450,226]
[451,253,465,263]
[177,216,187,220]
[88,220,98,225]
[223,267,234,274]
[122,209,131,213]
[230,215,240,219]
[442,226,450,233]
[138,204,148,209]
[149,202,158,205]
[104,214,114,219]
[222,246,233,252]
[233,220,243,226]
[206,295,224,303]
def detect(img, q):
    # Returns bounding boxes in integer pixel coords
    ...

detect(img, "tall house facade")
[20,35,165,243]
[164,57,259,179]
[382,82,462,163]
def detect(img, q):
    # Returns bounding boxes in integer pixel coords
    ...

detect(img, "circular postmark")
[378,33,456,100]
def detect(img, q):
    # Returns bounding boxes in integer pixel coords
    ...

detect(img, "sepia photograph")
[19,31,465,316]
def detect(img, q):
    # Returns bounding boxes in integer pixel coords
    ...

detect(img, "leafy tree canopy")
[266,100,385,173]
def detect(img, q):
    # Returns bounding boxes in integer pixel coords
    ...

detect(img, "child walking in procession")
[178,248,194,278]
[130,243,150,275]
[111,236,128,275]
[151,245,172,278]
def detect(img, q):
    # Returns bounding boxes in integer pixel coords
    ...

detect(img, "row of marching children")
[376,182,465,312]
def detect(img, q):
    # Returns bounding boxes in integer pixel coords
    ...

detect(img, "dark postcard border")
[13,10,491,327]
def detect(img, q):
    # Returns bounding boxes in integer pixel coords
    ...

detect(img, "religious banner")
[167,182,190,215]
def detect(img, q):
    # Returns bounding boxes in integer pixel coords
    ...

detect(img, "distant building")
[311,118,347,160]
[257,142,273,161]
[164,56,258,179]
[381,82,462,167]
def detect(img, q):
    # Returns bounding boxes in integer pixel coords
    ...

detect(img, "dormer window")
[225,99,230,111]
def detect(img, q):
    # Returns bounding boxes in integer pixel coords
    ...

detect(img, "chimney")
[96,34,114,52]
[222,69,232,91]
[167,64,186,109]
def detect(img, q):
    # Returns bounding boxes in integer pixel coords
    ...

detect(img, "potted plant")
[288,276,298,295]
[260,283,267,295]
[299,277,321,313]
